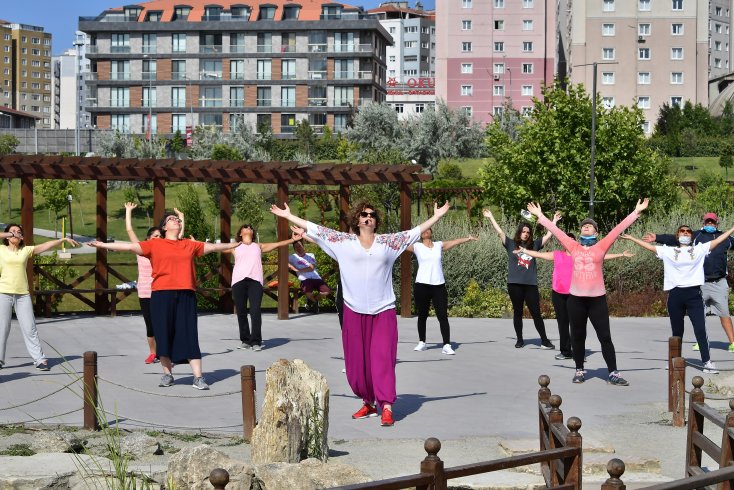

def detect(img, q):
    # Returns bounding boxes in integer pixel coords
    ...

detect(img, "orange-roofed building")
[79,0,392,136]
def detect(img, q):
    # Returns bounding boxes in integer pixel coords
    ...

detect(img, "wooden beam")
[339,185,350,232]
[399,182,413,318]
[153,178,165,225]
[95,180,109,315]
[276,181,290,320]
[219,183,233,312]
[21,176,33,293]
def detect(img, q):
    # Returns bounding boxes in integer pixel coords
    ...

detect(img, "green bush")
[33,252,77,312]
[448,279,512,318]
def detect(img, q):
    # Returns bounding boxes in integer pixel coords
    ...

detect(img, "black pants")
[336,275,344,328]
[232,278,263,346]
[668,286,710,363]
[567,295,616,372]
[507,283,548,342]
[551,291,572,356]
[413,282,451,345]
[139,297,154,338]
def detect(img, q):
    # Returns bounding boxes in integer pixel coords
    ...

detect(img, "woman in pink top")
[527,199,649,386]
[225,224,302,351]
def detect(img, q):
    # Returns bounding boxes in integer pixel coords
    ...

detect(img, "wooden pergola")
[0,155,431,319]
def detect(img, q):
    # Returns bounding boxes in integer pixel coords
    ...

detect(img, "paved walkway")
[0,312,731,486]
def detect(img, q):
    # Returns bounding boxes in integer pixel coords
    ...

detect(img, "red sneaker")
[351,403,377,419]
[381,408,394,427]
[144,353,157,364]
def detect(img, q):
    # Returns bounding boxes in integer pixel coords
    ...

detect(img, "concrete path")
[0,312,730,487]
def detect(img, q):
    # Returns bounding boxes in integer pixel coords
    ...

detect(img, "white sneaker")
[414,341,427,352]
[441,344,455,355]
[703,361,719,374]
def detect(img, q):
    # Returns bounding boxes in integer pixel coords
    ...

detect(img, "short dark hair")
[3,223,24,248]
[348,200,380,235]
[159,213,177,230]
[235,224,255,242]
[146,226,162,239]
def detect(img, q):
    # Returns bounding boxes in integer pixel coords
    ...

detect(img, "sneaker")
[607,371,630,386]
[692,343,700,351]
[0,360,4,369]
[236,342,252,350]
[35,361,50,371]
[341,368,347,373]
[441,344,455,355]
[144,353,157,364]
[703,361,719,374]
[540,340,555,350]
[192,376,210,390]
[352,403,378,419]
[515,340,525,348]
[572,370,585,384]
[252,345,263,352]
[381,408,394,427]
[159,374,174,387]
[413,341,427,352]
[729,343,734,353]
[555,353,573,360]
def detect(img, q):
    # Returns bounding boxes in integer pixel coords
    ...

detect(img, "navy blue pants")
[150,290,200,364]
[232,278,263,346]
[667,286,710,363]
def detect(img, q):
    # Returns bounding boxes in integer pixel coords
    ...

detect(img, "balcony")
[171,71,186,80]
[200,71,222,80]
[308,44,327,53]
[230,72,246,80]
[308,70,327,80]
[86,46,99,54]
[200,45,223,54]
[171,99,187,108]
[333,43,373,53]
[200,98,222,108]
[256,73,272,80]
[142,71,156,81]
[256,98,272,107]
[110,46,131,54]
[110,72,131,81]
[256,44,273,53]
[230,45,247,53]
[281,73,297,80]
[281,125,296,134]
[280,44,296,53]
[335,71,356,79]
[282,101,296,108]
[109,100,130,108]
[230,100,245,107]
[308,98,327,107]
[142,45,156,54]
[85,72,99,80]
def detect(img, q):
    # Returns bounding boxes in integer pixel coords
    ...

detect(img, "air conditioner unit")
[493,74,501,81]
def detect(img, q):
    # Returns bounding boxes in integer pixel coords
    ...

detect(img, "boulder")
[251,359,329,464]
[706,373,734,398]
[30,430,85,453]
[0,453,106,489]
[120,432,162,458]
[167,445,255,490]
[255,458,371,489]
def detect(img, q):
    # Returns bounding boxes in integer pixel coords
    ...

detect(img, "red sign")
[386,77,435,95]
[185,126,192,147]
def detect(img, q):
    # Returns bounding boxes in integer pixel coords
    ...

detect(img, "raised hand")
[635,198,649,214]
[433,201,450,218]
[270,203,291,218]
[125,202,137,211]
[290,225,306,235]
[174,207,184,220]
[642,232,656,243]
[482,209,493,219]
[527,202,543,217]
[552,211,562,224]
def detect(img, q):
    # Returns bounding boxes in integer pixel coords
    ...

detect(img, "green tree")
[170,130,186,155]
[295,120,317,158]
[211,143,243,161]
[480,81,679,227]
[720,145,733,178]
[691,171,734,216]
[0,134,19,155]
[233,186,266,230]
[36,179,79,236]
[346,102,403,162]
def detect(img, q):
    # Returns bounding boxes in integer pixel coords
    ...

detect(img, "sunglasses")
[678,228,692,234]
[241,224,253,230]
[360,211,377,218]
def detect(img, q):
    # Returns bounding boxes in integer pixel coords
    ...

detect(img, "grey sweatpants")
[0,293,46,366]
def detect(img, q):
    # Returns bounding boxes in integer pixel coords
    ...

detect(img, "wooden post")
[399,182,412,318]
[538,375,551,456]
[538,374,551,405]
[338,185,350,232]
[547,394,563,487]
[719,400,734,490]
[95,180,109,315]
[668,336,682,411]
[601,458,626,490]
[564,417,583,489]
[671,356,686,427]
[418,438,446,490]
[209,468,229,489]
[21,176,34,292]
[241,365,256,442]
[83,351,99,430]
[153,178,165,225]
[219,183,233,312]
[686,376,706,477]
[276,181,289,320]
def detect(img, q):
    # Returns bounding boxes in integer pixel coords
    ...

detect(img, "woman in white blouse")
[408,229,477,355]
[271,199,449,427]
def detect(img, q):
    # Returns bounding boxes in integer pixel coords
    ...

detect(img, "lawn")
[670,156,734,181]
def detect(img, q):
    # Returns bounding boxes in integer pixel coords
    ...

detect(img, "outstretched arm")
[174,207,185,239]
[418,201,450,233]
[514,247,554,261]
[541,211,562,246]
[202,241,239,255]
[261,230,303,254]
[604,250,635,260]
[124,202,140,243]
[482,208,506,242]
[620,234,656,253]
[34,237,80,255]
[270,203,309,229]
[88,240,143,255]
[528,202,577,253]
[442,235,478,252]
[709,223,734,250]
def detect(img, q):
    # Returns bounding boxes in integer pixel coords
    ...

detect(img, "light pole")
[66,194,74,239]
[73,32,85,156]
[143,54,153,141]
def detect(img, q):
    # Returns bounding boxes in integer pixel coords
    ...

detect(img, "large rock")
[120,432,162,458]
[251,359,329,465]
[167,445,255,490]
[255,458,371,489]
[30,430,85,453]
[706,372,734,398]
[0,453,109,489]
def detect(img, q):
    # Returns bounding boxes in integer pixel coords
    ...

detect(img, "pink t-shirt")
[538,211,639,297]
[136,255,153,299]
[231,242,264,285]
[552,250,573,294]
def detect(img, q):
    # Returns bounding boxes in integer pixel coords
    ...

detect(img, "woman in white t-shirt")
[622,223,734,374]
[407,228,477,355]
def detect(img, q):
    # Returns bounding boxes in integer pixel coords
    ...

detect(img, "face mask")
[678,235,692,245]
[579,235,598,246]
[703,225,717,233]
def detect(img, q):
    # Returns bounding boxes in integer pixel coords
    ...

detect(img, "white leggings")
[0,293,46,365]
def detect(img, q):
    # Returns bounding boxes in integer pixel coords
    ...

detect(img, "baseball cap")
[703,212,719,223]
[580,217,598,232]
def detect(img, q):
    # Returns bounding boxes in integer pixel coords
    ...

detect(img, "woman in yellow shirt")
[0,224,78,371]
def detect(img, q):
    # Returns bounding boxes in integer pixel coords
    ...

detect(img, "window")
[172,33,186,53]
[671,72,683,84]
[461,63,473,74]
[637,96,650,109]
[462,20,472,30]
[257,114,272,132]
[639,0,650,11]
[142,59,156,80]
[142,33,156,53]
[334,114,348,131]
[282,6,300,19]
[602,97,615,108]
[642,121,650,134]
[405,26,418,33]
[257,60,272,80]
[715,41,722,51]
[282,59,296,80]
[334,32,356,52]
[111,114,130,132]
[522,63,533,73]
[603,47,615,60]
[281,32,296,53]
[309,58,326,79]
[522,85,533,96]
[281,86,295,107]
[494,63,505,73]
[461,106,472,117]
[638,72,651,84]
[603,0,615,12]
[146,11,162,21]
[716,6,723,15]
[171,60,186,80]
[670,96,682,106]
[493,106,504,116]
[111,34,130,53]
[672,0,682,10]
[523,41,533,52]
[321,5,341,19]
[494,20,504,30]
[405,41,417,48]
[494,41,504,52]
[142,86,156,108]
[173,6,191,20]
[493,85,504,96]
[639,48,651,59]
[256,87,271,106]
[308,85,327,106]
[334,86,353,106]
[715,58,723,68]
[523,0,533,7]
[259,6,276,20]
[462,0,472,7]
[171,87,187,107]
[389,55,396,63]
[415,103,425,113]
[602,23,615,36]
[716,24,723,34]
[393,104,404,114]
[494,0,504,7]
[335,59,355,79]
[671,47,683,59]
[200,114,222,126]
[461,85,473,96]
[111,60,130,80]
[200,59,221,79]
[201,86,221,107]
[462,42,473,52]
[523,20,534,30]
[230,60,245,80]
[602,72,615,84]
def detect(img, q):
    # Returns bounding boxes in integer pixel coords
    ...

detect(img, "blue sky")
[2,0,435,55]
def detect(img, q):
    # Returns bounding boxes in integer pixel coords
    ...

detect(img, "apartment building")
[79,0,391,136]
[0,21,52,128]
[435,0,557,124]
[369,1,435,119]
[53,40,92,129]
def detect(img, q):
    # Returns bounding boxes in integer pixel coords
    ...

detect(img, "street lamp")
[66,194,74,239]
[143,54,153,141]
[73,31,85,156]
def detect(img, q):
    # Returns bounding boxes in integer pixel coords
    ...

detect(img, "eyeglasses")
[242,224,253,229]
[678,229,692,234]
[360,211,377,218]
[166,217,182,223]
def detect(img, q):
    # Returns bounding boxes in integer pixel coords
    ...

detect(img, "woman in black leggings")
[484,209,559,349]
[408,228,477,355]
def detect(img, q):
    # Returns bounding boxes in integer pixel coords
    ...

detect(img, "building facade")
[52,39,92,130]
[435,0,557,124]
[0,21,52,128]
[369,2,435,119]
[79,0,391,137]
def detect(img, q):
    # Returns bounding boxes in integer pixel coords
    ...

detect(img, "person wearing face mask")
[622,223,734,374]
[643,213,734,353]
[526,199,649,386]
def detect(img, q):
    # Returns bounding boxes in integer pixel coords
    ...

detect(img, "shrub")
[33,252,76,312]
[448,279,512,318]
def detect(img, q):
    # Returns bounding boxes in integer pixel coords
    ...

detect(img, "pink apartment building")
[436,0,556,124]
